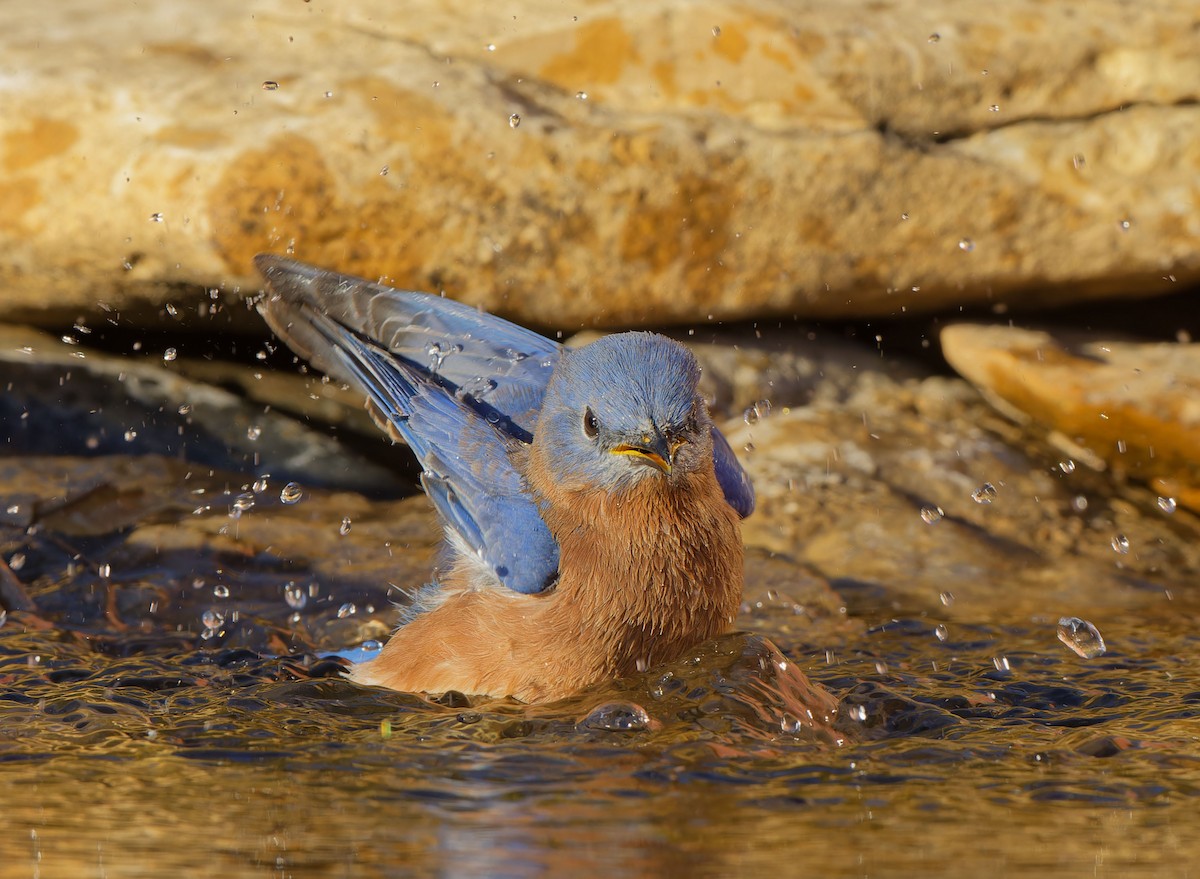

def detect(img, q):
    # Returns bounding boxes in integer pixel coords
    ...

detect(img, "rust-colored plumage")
[256,255,753,704]
[350,447,744,702]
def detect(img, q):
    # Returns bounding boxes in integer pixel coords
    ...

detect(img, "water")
[1,457,1199,877]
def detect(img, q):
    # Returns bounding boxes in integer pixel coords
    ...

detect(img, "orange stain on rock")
[0,177,39,230]
[154,124,227,150]
[208,135,345,274]
[4,118,79,172]
[712,23,750,63]
[539,18,638,89]
[761,42,798,72]
[651,59,678,98]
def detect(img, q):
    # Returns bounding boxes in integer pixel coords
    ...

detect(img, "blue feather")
[256,256,754,598]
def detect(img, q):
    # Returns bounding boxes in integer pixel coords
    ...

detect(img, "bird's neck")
[527,452,744,672]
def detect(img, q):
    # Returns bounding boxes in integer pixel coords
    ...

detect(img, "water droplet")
[323,90,333,98]
[1157,496,1177,514]
[938,591,955,607]
[124,429,138,442]
[508,113,521,128]
[578,701,652,732]
[934,624,949,642]
[246,425,262,441]
[379,164,389,176]
[1072,495,1089,512]
[427,342,448,372]
[848,704,867,721]
[780,713,805,735]
[253,476,269,494]
[8,553,25,571]
[1057,617,1106,659]
[0,609,6,628]
[178,403,192,415]
[1118,218,1132,231]
[213,584,230,599]
[900,211,910,220]
[337,602,356,618]
[360,639,383,655]
[927,32,940,43]
[339,517,352,536]
[575,91,588,101]
[742,399,772,425]
[992,656,1010,672]
[98,563,111,579]
[971,482,997,504]
[459,375,499,401]
[283,582,307,610]
[1072,153,1086,170]
[261,80,280,91]
[1111,534,1130,554]
[989,104,1000,112]
[6,505,19,515]
[162,348,177,362]
[280,482,303,504]
[231,492,255,514]
[958,238,975,252]
[712,25,722,36]
[1058,460,1076,474]
[486,43,496,51]
[920,505,944,524]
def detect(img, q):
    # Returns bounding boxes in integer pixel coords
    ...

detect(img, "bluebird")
[255,255,754,703]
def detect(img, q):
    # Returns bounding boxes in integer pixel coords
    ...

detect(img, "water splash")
[1057,617,1106,659]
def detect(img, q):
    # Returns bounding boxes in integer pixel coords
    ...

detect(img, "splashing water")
[1057,617,1106,659]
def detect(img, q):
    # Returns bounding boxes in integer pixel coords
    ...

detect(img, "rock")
[1,0,1198,331]
[725,345,1200,616]
[940,324,1200,512]
[0,323,410,495]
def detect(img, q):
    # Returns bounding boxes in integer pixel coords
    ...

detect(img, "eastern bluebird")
[256,255,755,703]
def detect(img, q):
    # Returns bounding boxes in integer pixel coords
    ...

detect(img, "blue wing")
[257,280,559,594]
[711,426,755,518]
[255,255,754,519]
[255,255,556,442]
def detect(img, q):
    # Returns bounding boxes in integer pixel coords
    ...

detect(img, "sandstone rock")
[726,354,1200,618]
[1,0,1198,331]
[941,323,1200,512]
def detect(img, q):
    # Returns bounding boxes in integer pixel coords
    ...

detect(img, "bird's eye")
[582,407,600,440]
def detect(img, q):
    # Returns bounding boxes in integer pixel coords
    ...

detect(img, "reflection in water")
[2,456,1200,877]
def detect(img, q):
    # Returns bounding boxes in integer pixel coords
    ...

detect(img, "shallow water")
[2,454,1200,878]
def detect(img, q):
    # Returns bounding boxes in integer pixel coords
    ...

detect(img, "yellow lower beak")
[611,443,672,473]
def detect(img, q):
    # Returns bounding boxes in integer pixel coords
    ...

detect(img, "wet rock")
[941,324,1200,512]
[0,453,436,646]
[726,345,1200,619]
[1,1,1198,331]
[0,323,408,496]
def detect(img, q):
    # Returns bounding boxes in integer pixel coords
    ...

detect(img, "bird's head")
[534,333,714,492]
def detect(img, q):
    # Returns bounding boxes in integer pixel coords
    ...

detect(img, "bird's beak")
[610,432,683,474]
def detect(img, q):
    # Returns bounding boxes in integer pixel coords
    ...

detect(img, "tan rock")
[726,359,1200,618]
[941,323,1200,511]
[1,0,1198,330]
